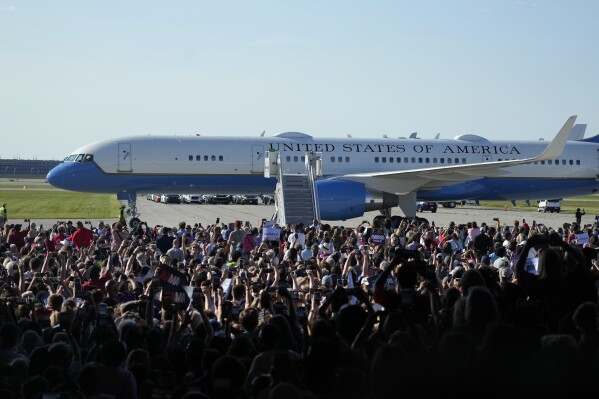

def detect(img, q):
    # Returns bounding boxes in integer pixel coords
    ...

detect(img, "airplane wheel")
[129,217,141,229]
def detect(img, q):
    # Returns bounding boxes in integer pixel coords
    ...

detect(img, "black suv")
[416,201,437,213]
[207,194,231,204]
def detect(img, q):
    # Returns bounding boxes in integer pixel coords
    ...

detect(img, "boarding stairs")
[264,150,321,227]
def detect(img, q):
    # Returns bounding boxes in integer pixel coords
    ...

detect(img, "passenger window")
[425,158,430,163]
[561,159,566,165]
[405,157,409,163]
[382,157,387,163]
[448,158,452,164]
[219,156,223,161]
[576,160,581,165]
[411,157,416,163]
[541,161,545,165]
[569,160,573,165]
[345,157,349,162]
[338,156,342,162]
[331,157,335,162]
[293,156,298,162]
[389,157,394,163]
[204,155,208,161]
[286,156,291,162]
[418,157,423,163]
[440,158,445,164]
[433,158,437,163]
[397,157,401,163]
[196,155,201,161]
[548,160,552,165]
[211,155,216,161]
[189,155,193,161]
[375,157,379,163]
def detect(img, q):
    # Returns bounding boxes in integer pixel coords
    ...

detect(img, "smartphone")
[312,290,322,301]
[290,290,300,300]
[212,276,221,288]
[76,307,87,319]
[152,276,160,287]
[98,303,108,317]
[74,278,82,292]
[58,312,70,326]
[297,307,306,319]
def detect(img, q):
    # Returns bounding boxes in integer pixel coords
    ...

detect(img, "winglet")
[535,115,577,161]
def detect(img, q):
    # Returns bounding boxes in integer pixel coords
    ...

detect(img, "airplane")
[46,115,599,224]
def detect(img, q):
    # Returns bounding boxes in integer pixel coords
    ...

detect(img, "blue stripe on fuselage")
[46,161,277,195]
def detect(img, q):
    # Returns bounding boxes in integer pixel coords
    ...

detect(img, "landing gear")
[125,200,141,228]
[118,195,141,229]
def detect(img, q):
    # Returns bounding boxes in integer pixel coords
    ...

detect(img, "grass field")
[0,179,598,219]
[0,190,120,219]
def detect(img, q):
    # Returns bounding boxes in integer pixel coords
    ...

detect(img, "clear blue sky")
[1,1,598,160]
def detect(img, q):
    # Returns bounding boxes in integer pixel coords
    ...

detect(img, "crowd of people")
[2,209,599,398]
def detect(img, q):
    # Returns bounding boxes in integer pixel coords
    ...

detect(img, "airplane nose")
[46,164,66,189]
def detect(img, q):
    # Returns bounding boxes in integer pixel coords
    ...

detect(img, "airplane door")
[251,145,264,174]
[118,143,132,172]
[482,155,492,162]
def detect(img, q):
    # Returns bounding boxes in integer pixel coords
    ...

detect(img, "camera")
[493,217,500,222]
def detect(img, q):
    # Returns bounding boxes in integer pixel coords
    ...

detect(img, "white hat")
[320,242,332,254]
[60,239,72,247]
[493,257,510,269]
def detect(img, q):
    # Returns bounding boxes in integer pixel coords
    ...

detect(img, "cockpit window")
[66,154,77,162]
[75,154,85,163]
[84,154,94,162]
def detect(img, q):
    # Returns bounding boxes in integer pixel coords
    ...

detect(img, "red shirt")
[66,227,94,249]
[7,229,29,250]
[51,234,67,252]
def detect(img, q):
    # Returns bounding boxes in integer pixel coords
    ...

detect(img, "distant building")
[0,159,61,177]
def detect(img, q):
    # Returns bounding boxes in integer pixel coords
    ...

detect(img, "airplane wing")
[336,115,576,195]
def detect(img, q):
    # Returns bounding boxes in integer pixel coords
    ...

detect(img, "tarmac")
[0,178,592,230]
[12,199,591,232]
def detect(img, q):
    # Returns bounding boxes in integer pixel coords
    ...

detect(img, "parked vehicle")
[416,201,437,213]
[237,194,259,205]
[161,194,181,204]
[206,194,232,204]
[261,194,275,204]
[183,194,203,204]
[537,199,561,213]
[439,201,457,208]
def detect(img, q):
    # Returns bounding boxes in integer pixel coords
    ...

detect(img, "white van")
[537,199,561,213]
